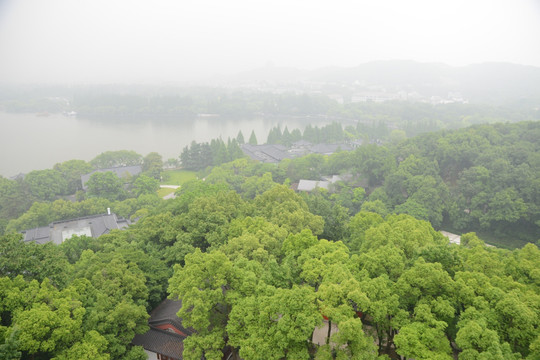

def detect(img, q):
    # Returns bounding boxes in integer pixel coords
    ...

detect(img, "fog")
[1,0,539,84]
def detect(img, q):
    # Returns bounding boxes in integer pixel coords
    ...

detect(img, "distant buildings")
[240,140,359,164]
[309,143,353,155]
[351,92,400,103]
[327,94,344,104]
[429,92,468,105]
[240,144,291,163]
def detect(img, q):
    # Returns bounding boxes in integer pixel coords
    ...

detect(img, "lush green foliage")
[2,182,539,359]
[90,150,143,169]
[161,170,197,186]
[267,122,347,146]
[0,121,539,359]
[229,121,540,244]
[141,152,163,179]
[53,160,94,194]
[180,138,245,170]
[86,171,127,201]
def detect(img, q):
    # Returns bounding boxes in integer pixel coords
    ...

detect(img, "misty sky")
[0,0,539,84]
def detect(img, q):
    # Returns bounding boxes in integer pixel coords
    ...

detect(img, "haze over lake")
[0,112,324,177]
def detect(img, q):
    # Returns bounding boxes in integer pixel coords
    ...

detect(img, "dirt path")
[160,185,180,199]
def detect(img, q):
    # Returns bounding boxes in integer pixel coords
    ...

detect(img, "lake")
[0,112,330,177]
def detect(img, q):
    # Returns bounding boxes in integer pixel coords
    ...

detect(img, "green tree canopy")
[90,150,143,169]
[86,172,126,201]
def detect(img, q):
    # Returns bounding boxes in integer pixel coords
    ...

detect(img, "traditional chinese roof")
[309,143,353,155]
[132,299,193,360]
[132,328,185,360]
[241,144,290,163]
[148,299,192,337]
[22,213,130,245]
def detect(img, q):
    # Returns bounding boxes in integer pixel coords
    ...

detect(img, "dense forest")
[3,121,538,245]
[1,121,539,359]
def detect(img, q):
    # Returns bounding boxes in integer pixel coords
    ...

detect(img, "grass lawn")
[161,170,197,186]
[440,221,533,250]
[474,230,531,250]
[157,187,176,198]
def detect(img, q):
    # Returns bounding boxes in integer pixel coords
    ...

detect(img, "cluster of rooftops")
[240,139,363,163]
[23,142,366,246]
[22,173,350,246]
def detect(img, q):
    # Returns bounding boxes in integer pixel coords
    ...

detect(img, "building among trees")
[132,299,192,360]
[22,212,130,244]
[81,165,142,190]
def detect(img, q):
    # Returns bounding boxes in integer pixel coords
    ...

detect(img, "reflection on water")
[0,112,329,176]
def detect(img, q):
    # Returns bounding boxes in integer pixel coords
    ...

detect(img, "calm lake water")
[0,112,329,177]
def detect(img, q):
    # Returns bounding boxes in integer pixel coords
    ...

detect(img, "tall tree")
[0,328,21,360]
[24,169,68,201]
[236,130,245,144]
[72,251,150,358]
[227,285,321,360]
[90,150,143,169]
[266,126,282,144]
[132,175,159,197]
[86,172,126,201]
[142,152,163,179]
[53,160,93,194]
[168,250,237,360]
[249,130,258,145]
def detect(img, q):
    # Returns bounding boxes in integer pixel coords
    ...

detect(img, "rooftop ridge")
[49,213,115,225]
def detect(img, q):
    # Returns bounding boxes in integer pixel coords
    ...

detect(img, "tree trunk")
[326,319,332,345]
[375,323,383,353]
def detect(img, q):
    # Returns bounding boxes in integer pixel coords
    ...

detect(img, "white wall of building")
[144,349,158,360]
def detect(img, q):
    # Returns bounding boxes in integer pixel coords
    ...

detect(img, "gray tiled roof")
[81,165,142,190]
[22,226,51,244]
[242,142,360,163]
[132,328,185,360]
[149,299,192,336]
[241,144,290,163]
[132,299,192,360]
[309,143,353,155]
[291,140,312,147]
[23,213,130,245]
[297,180,330,192]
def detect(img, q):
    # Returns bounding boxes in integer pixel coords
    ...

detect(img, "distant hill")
[231,61,540,106]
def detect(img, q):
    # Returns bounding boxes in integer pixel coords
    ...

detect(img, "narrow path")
[160,185,180,199]
[160,185,181,189]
